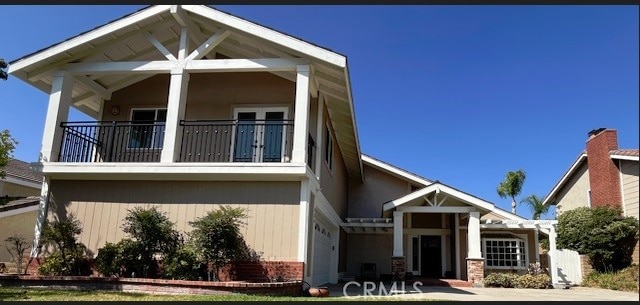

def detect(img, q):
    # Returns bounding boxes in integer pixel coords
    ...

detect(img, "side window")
[324,123,333,170]
[129,108,167,149]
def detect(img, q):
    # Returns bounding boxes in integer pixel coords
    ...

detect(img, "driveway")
[326,282,639,301]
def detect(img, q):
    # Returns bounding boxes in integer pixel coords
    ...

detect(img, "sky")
[0,5,638,219]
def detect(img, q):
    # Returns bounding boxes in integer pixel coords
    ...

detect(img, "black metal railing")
[58,121,165,163]
[179,120,294,163]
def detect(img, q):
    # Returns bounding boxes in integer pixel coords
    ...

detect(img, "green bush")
[162,243,204,280]
[557,206,639,272]
[95,242,123,277]
[483,272,519,288]
[582,264,639,293]
[38,246,92,276]
[513,274,551,289]
[39,215,92,276]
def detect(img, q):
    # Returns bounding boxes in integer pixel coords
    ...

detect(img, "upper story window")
[324,123,333,170]
[482,237,528,270]
[128,108,167,149]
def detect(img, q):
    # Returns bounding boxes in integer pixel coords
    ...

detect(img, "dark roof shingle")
[2,158,43,184]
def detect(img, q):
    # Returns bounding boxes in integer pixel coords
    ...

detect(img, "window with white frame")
[483,238,527,269]
[128,108,167,149]
[324,123,333,170]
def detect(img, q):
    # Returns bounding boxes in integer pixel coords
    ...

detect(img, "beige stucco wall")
[0,210,38,262]
[554,162,590,215]
[345,233,392,278]
[47,180,300,261]
[0,181,40,197]
[619,160,639,219]
[347,163,411,218]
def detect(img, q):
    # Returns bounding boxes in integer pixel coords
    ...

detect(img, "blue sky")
[0,5,638,219]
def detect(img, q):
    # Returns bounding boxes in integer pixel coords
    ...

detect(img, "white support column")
[393,211,404,257]
[291,65,310,164]
[534,229,540,263]
[455,213,461,279]
[298,179,311,262]
[314,94,324,179]
[548,224,559,287]
[41,71,74,162]
[30,176,50,258]
[467,211,482,259]
[161,68,190,163]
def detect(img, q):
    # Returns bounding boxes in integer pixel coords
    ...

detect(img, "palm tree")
[520,194,550,220]
[497,169,526,214]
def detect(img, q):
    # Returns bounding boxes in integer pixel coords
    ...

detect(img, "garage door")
[312,215,334,286]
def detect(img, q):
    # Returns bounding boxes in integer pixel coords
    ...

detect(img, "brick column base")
[466,258,484,284]
[391,256,406,281]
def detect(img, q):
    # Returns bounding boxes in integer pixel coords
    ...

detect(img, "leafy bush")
[121,206,181,278]
[39,215,92,276]
[162,243,203,280]
[557,206,639,272]
[513,274,551,289]
[483,272,519,288]
[582,264,639,293]
[190,205,248,281]
[95,238,145,278]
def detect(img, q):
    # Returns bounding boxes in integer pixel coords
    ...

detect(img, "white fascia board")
[397,206,478,213]
[0,204,39,219]
[610,155,640,162]
[383,183,439,211]
[361,154,432,187]
[64,58,307,74]
[342,66,363,180]
[182,5,347,68]
[542,153,587,206]
[341,223,393,228]
[1,176,42,189]
[8,5,172,73]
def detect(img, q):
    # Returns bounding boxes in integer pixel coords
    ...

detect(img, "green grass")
[0,287,443,301]
[582,264,639,293]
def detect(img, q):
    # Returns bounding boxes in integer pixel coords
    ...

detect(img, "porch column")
[30,176,50,260]
[466,211,484,284]
[161,68,190,163]
[454,213,461,279]
[548,224,559,287]
[392,211,405,280]
[291,65,310,163]
[41,70,74,162]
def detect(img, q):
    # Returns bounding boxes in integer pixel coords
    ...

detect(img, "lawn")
[0,287,440,301]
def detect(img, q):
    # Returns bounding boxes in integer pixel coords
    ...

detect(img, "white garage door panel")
[312,216,333,286]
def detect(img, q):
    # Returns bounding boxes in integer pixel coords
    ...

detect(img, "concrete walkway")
[326,283,640,301]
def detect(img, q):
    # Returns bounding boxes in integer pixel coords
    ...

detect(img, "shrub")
[121,206,181,278]
[39,215,92,276]
[582,264,639,293]
[3,234,30,274]
[190,205,248,281]
[513,274,551,289]
[483,272,518,288]
[557,206,639,272]
[162,243,204,280]
[95,242,123,277]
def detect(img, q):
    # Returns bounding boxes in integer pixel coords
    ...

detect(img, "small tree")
[3,234,30,274]
[520,194,550,220]
[497,169,526,214]
[190,205,248,281]
[0,129,18,179]
[557,206,639,272]
[39,215,92,275]
[0,58,8,80]
[122,206,181,278]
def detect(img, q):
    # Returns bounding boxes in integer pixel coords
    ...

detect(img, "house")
[8,5,561,286]
[0,158,42,263]
[542,128,639,264]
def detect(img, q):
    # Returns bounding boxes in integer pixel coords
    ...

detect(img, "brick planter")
[0,275,303,296]
[466,258,484,284]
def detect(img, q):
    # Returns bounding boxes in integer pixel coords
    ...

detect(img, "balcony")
[58,120,294,163]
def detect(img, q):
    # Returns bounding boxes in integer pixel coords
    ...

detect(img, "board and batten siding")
[47,180,300,260]
[620,160,639,219]
[554,162,590,215]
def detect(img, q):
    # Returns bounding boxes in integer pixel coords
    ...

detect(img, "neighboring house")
[8,5,560,286]
[0,159,42,263]
[543,128,639,264]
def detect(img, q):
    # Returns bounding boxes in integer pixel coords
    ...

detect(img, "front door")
[232,107,288,162]
[420,235,442,278]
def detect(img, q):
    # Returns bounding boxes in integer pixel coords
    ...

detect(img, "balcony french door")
[232,107,289,162]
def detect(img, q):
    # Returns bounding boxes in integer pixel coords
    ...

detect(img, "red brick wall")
[586,129,622,209]
[218,261,304,282]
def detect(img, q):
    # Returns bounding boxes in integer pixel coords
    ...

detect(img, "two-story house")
[8,5,562,287]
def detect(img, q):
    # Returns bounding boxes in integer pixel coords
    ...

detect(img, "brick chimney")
[585,128,622,209]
